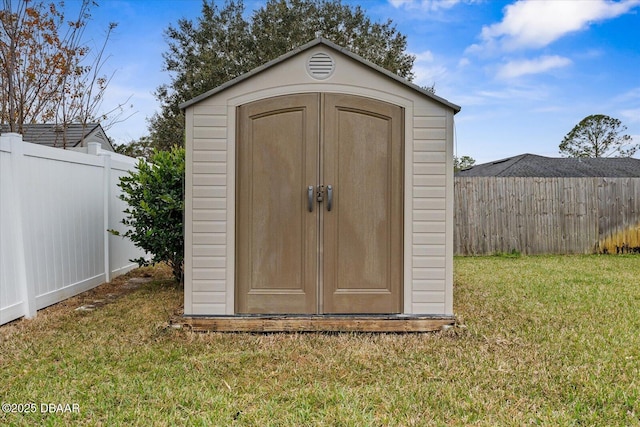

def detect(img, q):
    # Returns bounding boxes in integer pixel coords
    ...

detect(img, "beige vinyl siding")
[411,107,448,314]
[187,98,454,316]
[189,104,228,315]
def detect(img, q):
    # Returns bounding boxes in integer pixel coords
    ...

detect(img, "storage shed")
[180,38,461,332]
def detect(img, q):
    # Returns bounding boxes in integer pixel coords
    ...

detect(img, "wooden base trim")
[184,315,455,333]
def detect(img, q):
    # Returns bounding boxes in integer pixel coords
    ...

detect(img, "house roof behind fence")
[0,123,113,150]
[456,153,640,177]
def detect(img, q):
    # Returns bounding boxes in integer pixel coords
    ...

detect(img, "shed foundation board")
[184,315,455,333]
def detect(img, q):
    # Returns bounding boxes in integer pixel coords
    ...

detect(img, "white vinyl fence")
[1,133,146,325]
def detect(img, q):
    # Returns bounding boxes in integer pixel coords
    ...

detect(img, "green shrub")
[116,147,185,283]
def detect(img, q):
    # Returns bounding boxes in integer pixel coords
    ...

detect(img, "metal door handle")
[326,185,333,211]
[307,186,314,212]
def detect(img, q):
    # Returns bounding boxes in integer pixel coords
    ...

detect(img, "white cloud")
[98,79,158,144]
[497,55,572,79]
[410,50,448,88]
[472,0,640,53]
[414,64,448,88]
[613,87,640,103]
[620,108,640,123]
[477,86,550,101]
[574,49,605,60]
[450,84,552,107]
[613,89,640,124]
[451,95,488,107]
[532,105,565,113]
[414,50,435,62]
[389,0,475,11]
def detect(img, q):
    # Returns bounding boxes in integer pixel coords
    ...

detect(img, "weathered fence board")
[1,133,145,325]
[454,177,640,255]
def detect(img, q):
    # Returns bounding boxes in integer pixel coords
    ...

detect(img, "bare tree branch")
[1,0,132,146]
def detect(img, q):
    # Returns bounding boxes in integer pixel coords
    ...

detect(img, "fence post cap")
[87,142,101,155]
[0,132,24,142]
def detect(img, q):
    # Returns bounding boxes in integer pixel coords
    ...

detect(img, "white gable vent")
[307,52,335,80]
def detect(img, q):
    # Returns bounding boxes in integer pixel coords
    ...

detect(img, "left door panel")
[236,94,319,314]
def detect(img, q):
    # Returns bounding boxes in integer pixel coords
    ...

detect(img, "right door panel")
[322,94,403,313]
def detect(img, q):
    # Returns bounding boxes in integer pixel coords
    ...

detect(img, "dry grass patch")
[1,255,639,426]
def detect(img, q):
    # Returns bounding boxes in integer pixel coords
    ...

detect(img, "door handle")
[326,185,333,211]
[307,186,314,212]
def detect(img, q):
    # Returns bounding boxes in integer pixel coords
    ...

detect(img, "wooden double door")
[236,93,403,314]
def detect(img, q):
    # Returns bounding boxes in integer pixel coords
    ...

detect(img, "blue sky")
[84,0,640,163]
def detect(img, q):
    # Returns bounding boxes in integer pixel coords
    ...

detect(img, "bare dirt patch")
[0,263,175,336]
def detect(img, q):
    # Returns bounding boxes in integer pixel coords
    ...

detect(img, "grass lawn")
[1,255,639,426]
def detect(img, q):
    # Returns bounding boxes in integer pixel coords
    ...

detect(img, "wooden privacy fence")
[0,133,146,325]
[454,177,640,255]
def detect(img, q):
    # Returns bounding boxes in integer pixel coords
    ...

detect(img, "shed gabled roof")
[456,153,640,178]
[180,37,461,113]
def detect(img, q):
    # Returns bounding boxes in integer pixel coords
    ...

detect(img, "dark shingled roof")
[0,123,111,150]
[456,153,640,178]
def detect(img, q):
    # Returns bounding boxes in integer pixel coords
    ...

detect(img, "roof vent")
[307,52,335,80]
